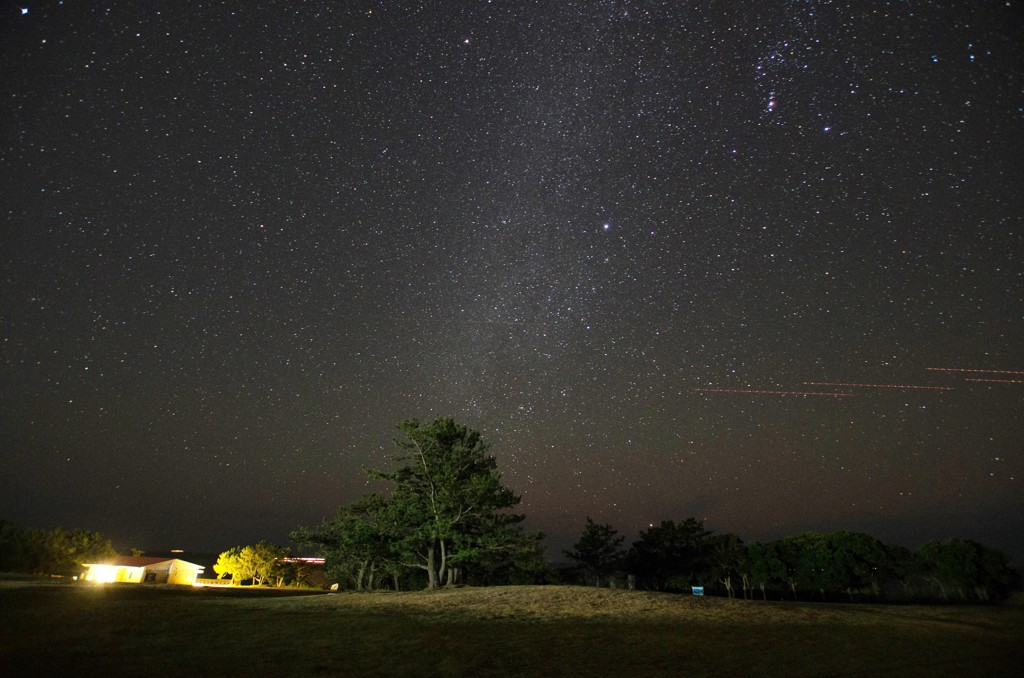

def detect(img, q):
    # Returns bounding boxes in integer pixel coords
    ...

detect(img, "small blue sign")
[692,586,704,596]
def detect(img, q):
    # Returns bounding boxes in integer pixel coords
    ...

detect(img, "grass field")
[1,580,1021,677]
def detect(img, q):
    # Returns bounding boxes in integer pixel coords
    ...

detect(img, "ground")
[1,579,1021,676]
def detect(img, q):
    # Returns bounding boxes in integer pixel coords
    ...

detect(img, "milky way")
[2,1,1021,560]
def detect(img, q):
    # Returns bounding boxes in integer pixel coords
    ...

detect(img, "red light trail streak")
[695,388,856,397]
[964,378,1024,384]
[802,381,954,391]
[927,367,1024,375]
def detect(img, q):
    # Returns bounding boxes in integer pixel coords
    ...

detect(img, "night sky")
[2,1,1022,563]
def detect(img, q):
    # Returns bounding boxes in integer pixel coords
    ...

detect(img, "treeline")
[0,518,116,577]
[563,517,1021,603]
[285,418,1020,601]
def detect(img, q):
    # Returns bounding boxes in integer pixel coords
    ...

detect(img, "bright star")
[21,7,29,14]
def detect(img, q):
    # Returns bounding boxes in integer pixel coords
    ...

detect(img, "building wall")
[143,561,172,583]
[84,564,143,583]
[166,560,201,586]
[85,559,202,585]
[115,566,144,583]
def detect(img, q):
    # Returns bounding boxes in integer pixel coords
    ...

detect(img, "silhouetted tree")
[748,541,786,601]
[884,543,924,598]
[38,527,116,577]
[564,517,625,587]
[827,531,888,600]
[0,519,39,572]
[627,518,712,591]
[919,539,1020,601]
[974,543,1021,601]
[707,533,746,598]
[0,520,115,576]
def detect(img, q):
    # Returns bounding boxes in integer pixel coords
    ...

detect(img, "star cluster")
[1,1,1021,559]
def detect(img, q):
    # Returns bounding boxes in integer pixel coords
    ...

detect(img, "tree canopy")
[214,541,290,586]
[0,519,116,577]
[605,519,1021,603]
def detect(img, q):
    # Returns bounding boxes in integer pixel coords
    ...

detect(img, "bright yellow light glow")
[87,564,119,583]
[83,563,146,584]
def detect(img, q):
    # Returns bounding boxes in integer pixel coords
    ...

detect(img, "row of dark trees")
[292,418,545,590]
[564,517,1020,602]
[0,518,117,577]
[291,417,1019,600]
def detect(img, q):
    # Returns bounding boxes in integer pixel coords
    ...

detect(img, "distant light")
[21,8,28,15]
[602,223,610,231]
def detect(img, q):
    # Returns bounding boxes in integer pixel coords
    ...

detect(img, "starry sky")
[2,1,1022,563]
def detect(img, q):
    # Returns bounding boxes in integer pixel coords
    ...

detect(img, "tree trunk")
[426,545,438,589]
[721,575,734,599]
[437,539,448,589]
[356,560,368,591]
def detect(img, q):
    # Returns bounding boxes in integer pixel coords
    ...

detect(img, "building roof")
[85,556,200,568]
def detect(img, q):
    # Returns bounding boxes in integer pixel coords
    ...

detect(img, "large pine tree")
[369,417,533,588]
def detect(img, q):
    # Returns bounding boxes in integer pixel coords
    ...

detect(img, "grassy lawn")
[1,580,1021,677]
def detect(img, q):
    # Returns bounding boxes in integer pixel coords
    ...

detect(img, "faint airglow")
[802,381,954,391]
